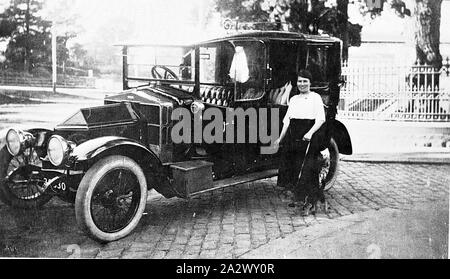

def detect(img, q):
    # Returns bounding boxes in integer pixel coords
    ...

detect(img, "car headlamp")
[190,101,205,115]
[47,135,75,167]
[5,128,35,156]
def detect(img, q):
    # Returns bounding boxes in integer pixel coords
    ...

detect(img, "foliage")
[365,0,442,67]
[44,0,81,71]
[0,16,16,37]
[363,0,411,18]
[79,15,136,75]
[215,0,362,54]
[214,0,443,66]
[0,0,79,74]
[215,0,272,22]
[0,0,52,72]
[68,43,96,73]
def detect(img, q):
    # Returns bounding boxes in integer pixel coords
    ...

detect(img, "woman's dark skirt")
[277,119,324,204]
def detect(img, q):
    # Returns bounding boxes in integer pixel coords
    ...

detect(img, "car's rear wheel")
[0,147,52,209]
[75,155,148,242]
[318,137,340,191]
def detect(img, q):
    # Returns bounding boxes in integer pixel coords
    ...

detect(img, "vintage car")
[0,31,352,242]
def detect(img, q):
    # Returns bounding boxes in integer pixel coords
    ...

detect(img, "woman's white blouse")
[283,92,326,125]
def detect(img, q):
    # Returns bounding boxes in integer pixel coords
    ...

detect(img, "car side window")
[229,46,250,83]
[306,45,329,84]
[232,41,266,101]
[199,46,218,84]
[180,49,195,81]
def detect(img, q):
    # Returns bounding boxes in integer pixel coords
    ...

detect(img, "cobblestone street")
[0,161,449,259]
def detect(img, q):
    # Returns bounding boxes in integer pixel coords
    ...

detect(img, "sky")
[47,0,219,45]
[0,0,449,49]
[0,0,220,47]
[356,0,450,43]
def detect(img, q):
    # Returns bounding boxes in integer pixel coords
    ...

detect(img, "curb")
[342,153,450,165]
[340,119,450,156]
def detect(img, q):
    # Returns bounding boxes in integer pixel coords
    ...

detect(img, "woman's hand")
[304,119,325,142]
[303,132,313,142]
[273,138,283,149]
[274,138,282,149]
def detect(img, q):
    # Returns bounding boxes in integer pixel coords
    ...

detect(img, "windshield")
[123,41,266,102]
[125,45,195,88]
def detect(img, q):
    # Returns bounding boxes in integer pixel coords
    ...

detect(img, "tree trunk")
[296,0,309,33]
[337,0,349,61]
[413,0,442,113]
[414,0,442,68]
[24,0,31,73]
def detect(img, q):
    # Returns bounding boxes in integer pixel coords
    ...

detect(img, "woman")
[274,70,326,216]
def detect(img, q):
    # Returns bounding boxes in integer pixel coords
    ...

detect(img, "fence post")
[52,23,57,94]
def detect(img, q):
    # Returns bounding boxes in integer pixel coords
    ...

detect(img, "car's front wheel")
[0,147,52,209]
[75,155,148,242]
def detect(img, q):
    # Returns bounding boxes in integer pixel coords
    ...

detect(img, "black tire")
[0,147,52,209]
[75,155,148,242]
[319,137,340,191]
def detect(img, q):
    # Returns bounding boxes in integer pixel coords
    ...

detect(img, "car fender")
[71,136,177,198]
[331,120,353,155]
[71,136,156,162]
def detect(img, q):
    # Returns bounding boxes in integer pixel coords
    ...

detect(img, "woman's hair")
[298,69,313,81]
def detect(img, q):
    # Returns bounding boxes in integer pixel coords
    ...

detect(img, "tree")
[370,0,442,69]
[44,0,81,73]
[0,0,79,74]
[215,0,272,23]
[214,0,443,66]
[411,0,442,69]
[214,0,362,60]
[0,0,52,72]
[82,15,135,74]
[70,43,87,67]
[69,42,96,72]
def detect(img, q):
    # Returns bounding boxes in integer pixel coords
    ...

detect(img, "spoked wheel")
[0,147,52,209]
[75,155,148,242]
[318,138,340,191]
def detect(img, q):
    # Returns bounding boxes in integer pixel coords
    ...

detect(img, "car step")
[189,169,278,198]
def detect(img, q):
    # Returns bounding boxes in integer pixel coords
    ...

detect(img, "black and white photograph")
[0,0,449,261]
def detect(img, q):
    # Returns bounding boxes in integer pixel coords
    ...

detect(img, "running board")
[189,169,279,198]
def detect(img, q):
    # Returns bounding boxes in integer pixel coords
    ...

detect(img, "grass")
[0,89,92,105]
[0,92,42,105]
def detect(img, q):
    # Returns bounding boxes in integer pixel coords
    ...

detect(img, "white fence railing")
[338,60,450,122]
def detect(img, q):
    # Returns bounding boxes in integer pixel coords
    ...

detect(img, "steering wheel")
[151,65,179,80]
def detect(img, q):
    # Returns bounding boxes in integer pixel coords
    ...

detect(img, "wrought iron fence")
[338,58,450,122]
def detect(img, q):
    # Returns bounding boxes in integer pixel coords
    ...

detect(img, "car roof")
[206,31,305,41]
[200,31,340,44]
[116,31,341,48]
